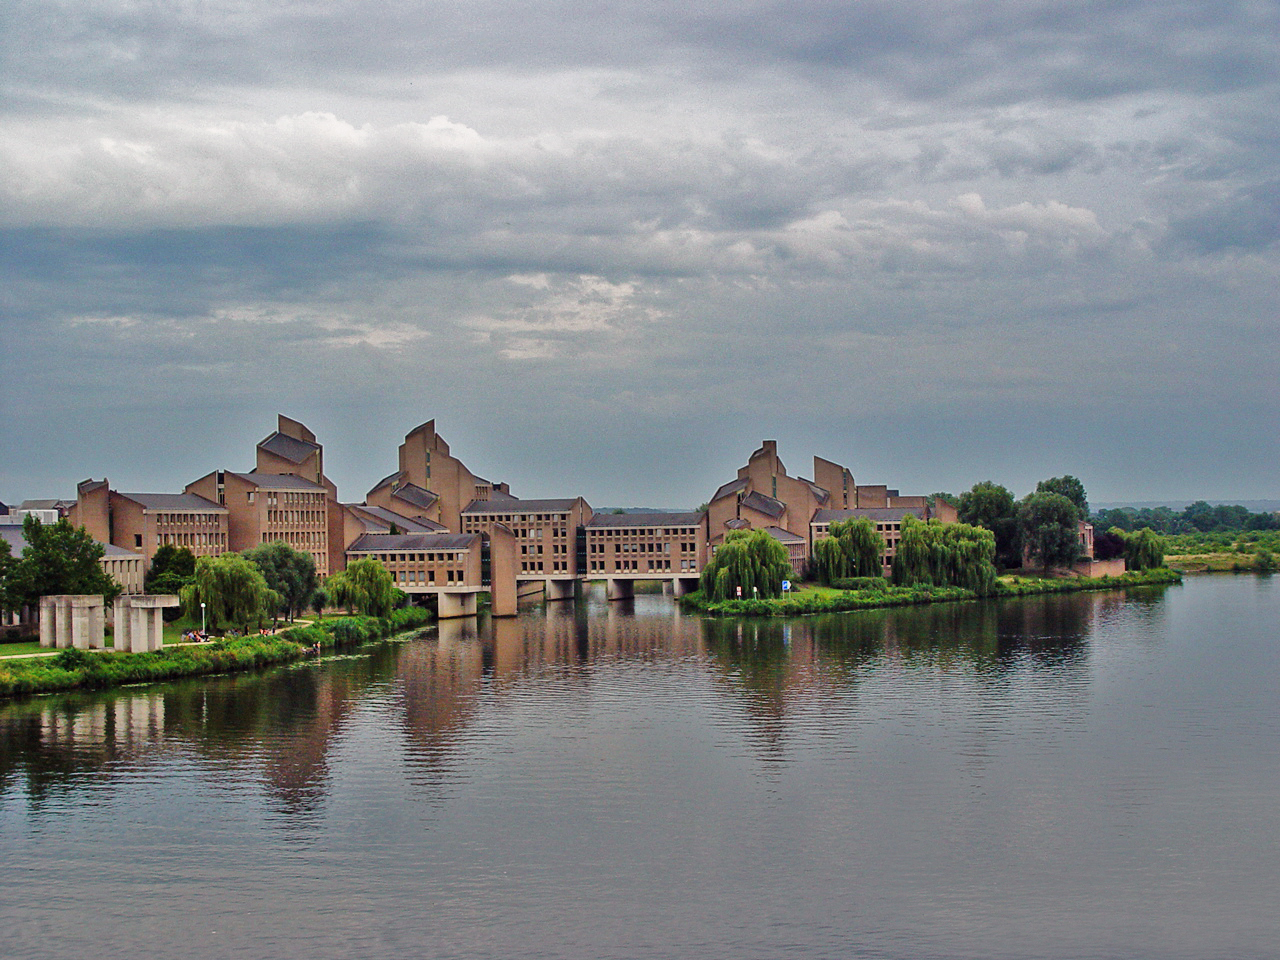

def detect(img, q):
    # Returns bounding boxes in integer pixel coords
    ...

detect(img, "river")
[2,575,1278,959]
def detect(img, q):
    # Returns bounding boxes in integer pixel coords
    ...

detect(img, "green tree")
[1035,476,1088,521]
[11,515,121,610]
[243,540,318,622]
[181,553,279,634]
[957,481,1021,568]
[0,538,18,615]
[1019,492,1083,570]
[1117,527,1166,571]
[326,558,396,617]
[890,516,998,594]
[699,529,793,601]
[145,545,197,613]
[812,518,885,584]
[310,585,329,617]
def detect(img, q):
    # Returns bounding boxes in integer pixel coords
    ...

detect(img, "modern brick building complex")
[69,479,229,568]
[185,471,332,575]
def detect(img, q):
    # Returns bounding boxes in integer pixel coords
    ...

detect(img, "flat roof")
[119,492,227,512]
[463,498,579,514]
[586,512,702,529]
[812,507,926,524]
[228,472,326,491]
[346,533,479,552]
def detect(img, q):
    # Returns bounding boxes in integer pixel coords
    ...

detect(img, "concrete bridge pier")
[673,577,699,597]
[437,592,478,619]
[545,579,576,602]
[606,579,635,601]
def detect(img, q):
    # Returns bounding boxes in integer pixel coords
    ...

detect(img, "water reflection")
[0,588,1133,815]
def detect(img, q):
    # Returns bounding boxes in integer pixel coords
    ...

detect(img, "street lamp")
[200,602,206,636]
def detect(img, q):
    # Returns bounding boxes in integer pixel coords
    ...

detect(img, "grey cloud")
[1167,179,1280,252]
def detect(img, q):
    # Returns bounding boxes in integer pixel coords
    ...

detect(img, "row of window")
[464,512,569,524]
[395,569,464,585]
[150,532,227,549]
[365,551,462,564]
[151,513,222,527]
[265,510,324,524]
[589,526,698,537]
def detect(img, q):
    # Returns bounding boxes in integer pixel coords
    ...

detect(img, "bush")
[830,577,889,592]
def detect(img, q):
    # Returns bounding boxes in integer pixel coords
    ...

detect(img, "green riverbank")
[0,608,433,699]
[679,567,1183,617]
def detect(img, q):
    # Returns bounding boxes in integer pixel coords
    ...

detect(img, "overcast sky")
[2,0,1277,509]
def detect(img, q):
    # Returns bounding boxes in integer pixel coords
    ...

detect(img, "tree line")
[1092,501,1280,535]
[0,515,404,637]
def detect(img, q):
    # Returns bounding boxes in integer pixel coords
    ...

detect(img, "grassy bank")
[0,607,433,699]
[679,568,1182,617]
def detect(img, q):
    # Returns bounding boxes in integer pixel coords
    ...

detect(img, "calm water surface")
[2,575,1278,959]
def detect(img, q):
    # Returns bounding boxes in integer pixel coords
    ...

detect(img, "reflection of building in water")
[394,627,487,771]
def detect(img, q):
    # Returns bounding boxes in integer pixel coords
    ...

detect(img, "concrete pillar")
[606,578,634,601]
[39,596,57,648]
[545,579,575,602]
[69,595,106,650]
[437,592,478,619]
[673,577,699,597]
[114,600,133,652]
[54,598,73,649]
[113,595,179,653]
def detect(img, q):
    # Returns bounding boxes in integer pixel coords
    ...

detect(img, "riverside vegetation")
[0,607,432,698]
[680,568,1182,617]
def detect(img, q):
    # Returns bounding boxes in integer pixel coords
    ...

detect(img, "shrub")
[830,577,890,592]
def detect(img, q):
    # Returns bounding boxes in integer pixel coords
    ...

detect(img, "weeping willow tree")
[700,529,794,601]
[326,557,397,617]
[1114,526,1166,571]
[891,516,998,595]
[181,553,281,633]
[811,517,886,584]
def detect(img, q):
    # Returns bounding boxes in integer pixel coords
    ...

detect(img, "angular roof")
[725,517,751,530]
[811,507,926,524]
[228,472,326,491]
[20,499,73,511]
[258,431,320,464]
[762,525,806,544]
[586,512,702,529]
[368,470,403,495]
[739,490,786,519]
[0,525,138,558]
[346,533,479,552]
[801,479,830,503]
[391,484,439,512]
[348,504,446,534]
[118,492,227,512]
[709,477,747,502]
[462,498,578,514]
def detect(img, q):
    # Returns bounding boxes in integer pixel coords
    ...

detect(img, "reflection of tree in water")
[700,618,798,762]
[0,651,398,822]
[993,594,1094,669]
